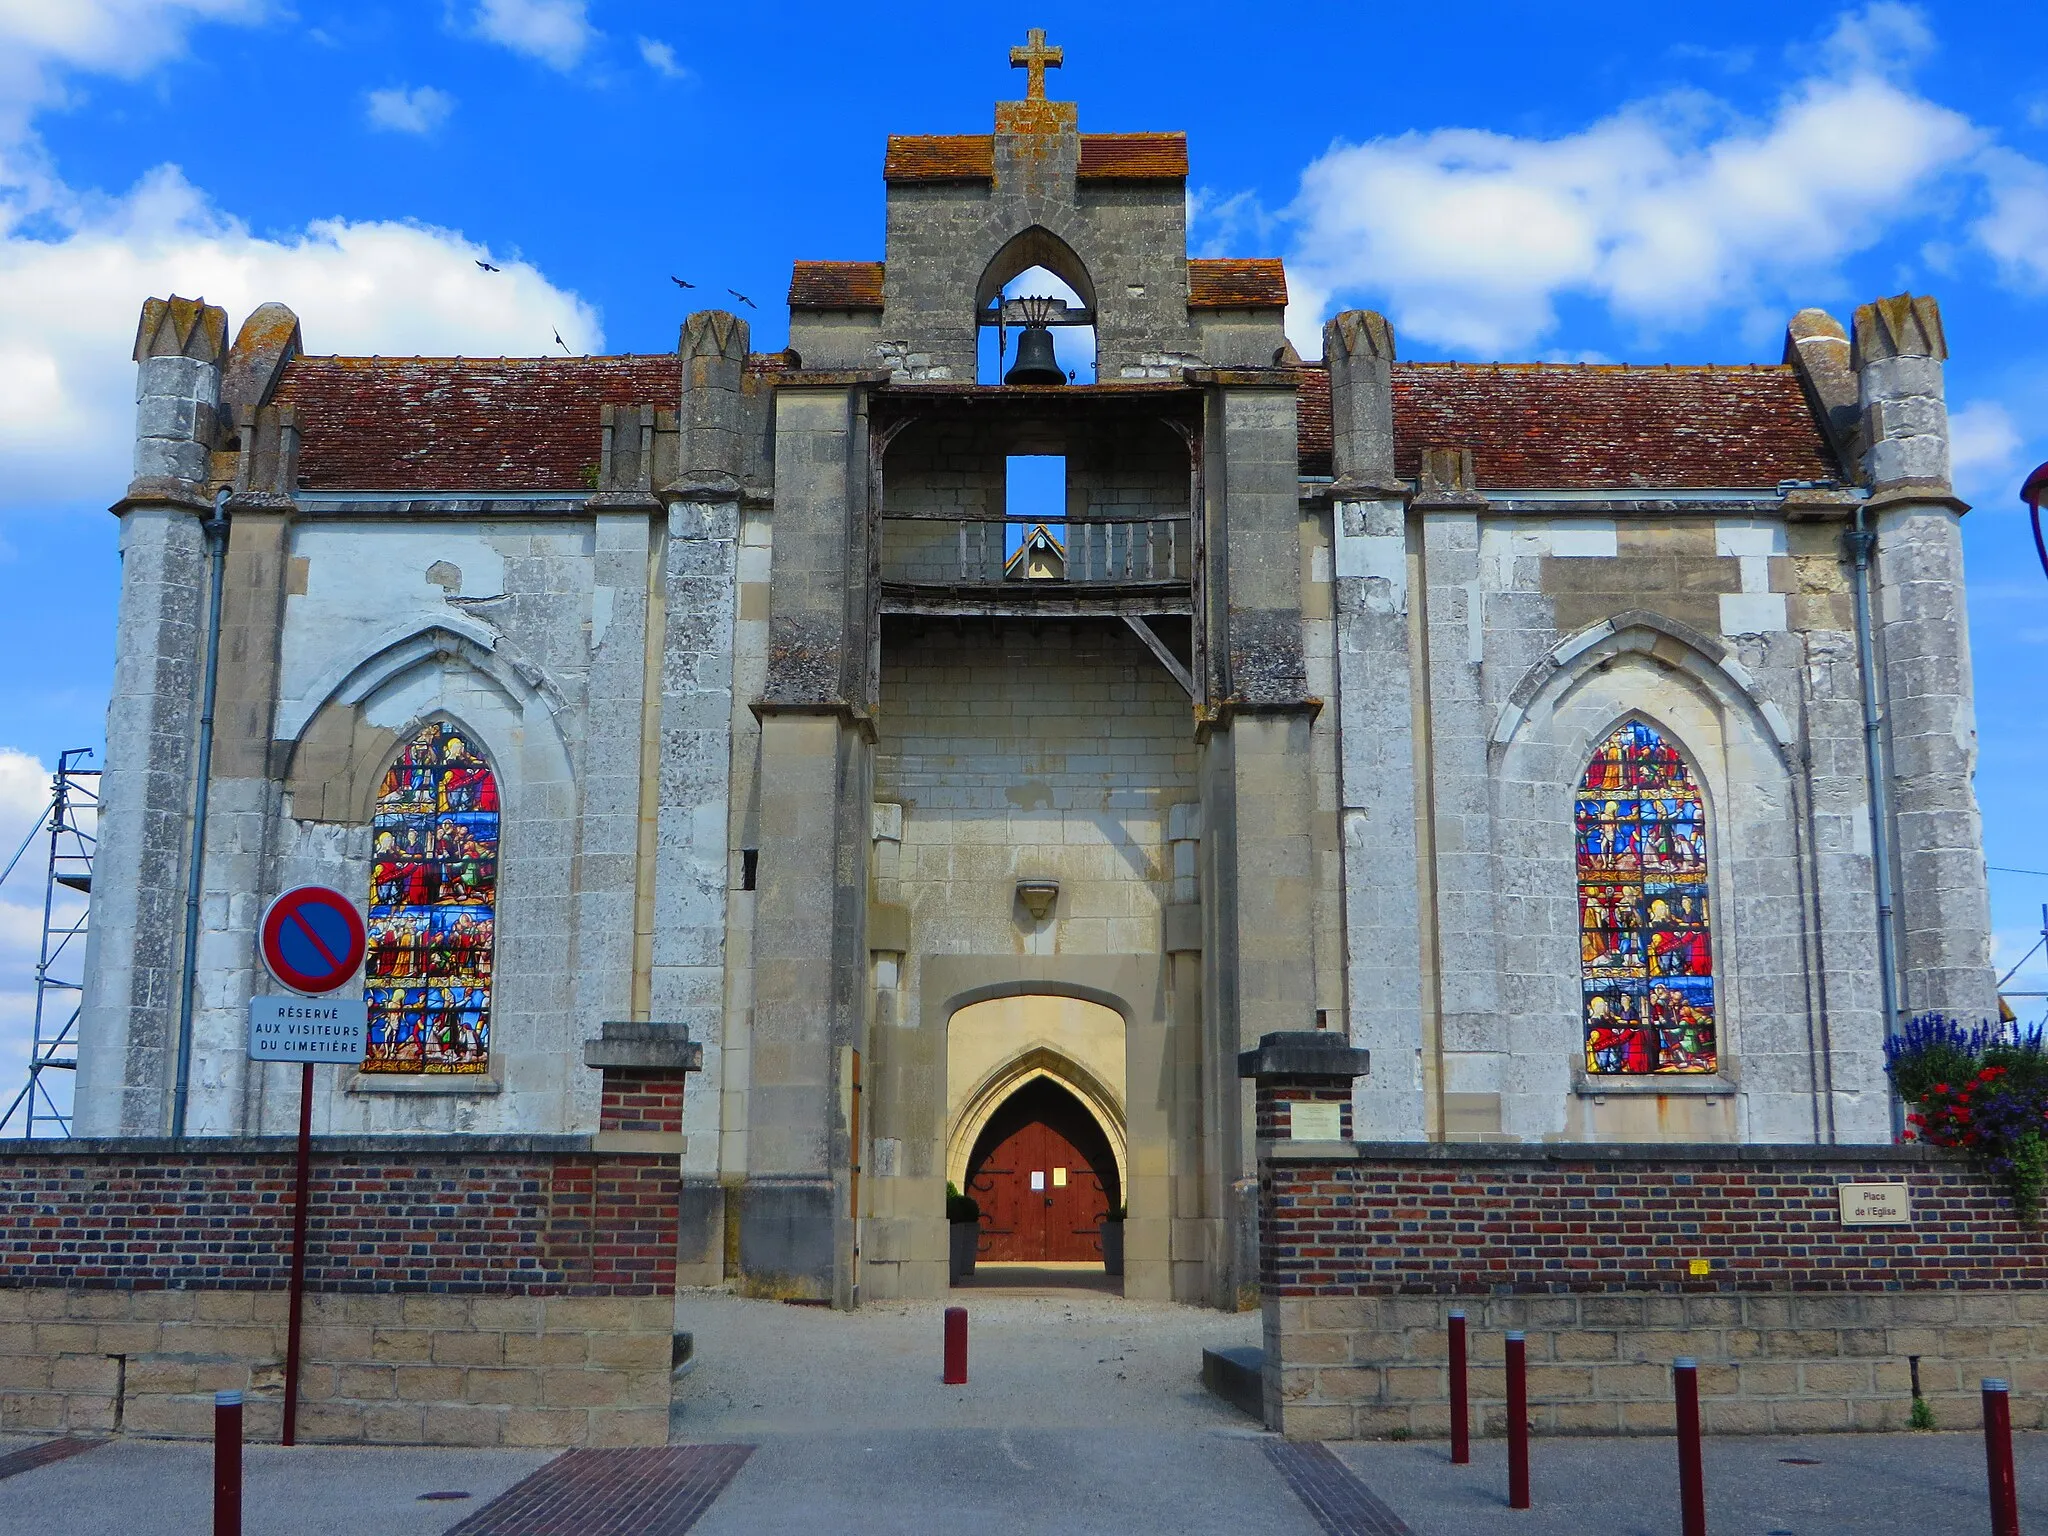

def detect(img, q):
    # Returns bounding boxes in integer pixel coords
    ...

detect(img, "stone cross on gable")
[1009,28,1062,101]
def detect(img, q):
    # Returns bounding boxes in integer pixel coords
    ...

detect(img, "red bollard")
[1506,1330,1529,1510]
[1674,1357,1706,1536]
[213,1388,243,1536]
[943,1305,968,1385]
[1449,1311,1470,1465]
[1984,1377,2020,1536]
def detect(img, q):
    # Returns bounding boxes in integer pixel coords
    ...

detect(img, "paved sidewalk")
[6,1290,2044,1535]
[0,1434,553,1535]
[1334,1431,2048,1536]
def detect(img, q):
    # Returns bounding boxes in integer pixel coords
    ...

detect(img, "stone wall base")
[0,1289,672,1447]
[1265,1290,2048,1441]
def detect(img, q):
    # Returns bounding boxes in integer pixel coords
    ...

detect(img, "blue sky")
[3,0,2048,1098]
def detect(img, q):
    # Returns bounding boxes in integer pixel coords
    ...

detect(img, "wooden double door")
[968,1102,1114,1263]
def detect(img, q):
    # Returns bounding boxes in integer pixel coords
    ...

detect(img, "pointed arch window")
[363,721,497,1073]
[1576,720,1716,1075]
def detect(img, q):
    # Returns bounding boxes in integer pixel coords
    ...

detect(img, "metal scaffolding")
[1,749,99,1138]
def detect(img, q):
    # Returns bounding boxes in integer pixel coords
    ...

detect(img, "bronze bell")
[1004,323,1066,386]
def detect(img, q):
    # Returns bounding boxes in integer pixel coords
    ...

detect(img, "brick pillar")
[1238,1031,1371,1145]
[584,1021,703,1154]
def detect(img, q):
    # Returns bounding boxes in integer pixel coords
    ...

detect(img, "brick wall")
[1257,1142,2048,1440]
[1259,1144,2046,1296]
[0,1136,678,1294]
[0,1135,681,1447]
[600,1074,689,1135]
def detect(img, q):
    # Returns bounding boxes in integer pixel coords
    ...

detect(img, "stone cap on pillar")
[584,1021,703,1073]
[1237,1031,1370,1083]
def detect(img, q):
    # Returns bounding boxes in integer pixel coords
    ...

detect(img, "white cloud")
[0,0,266,143]
[0,747,49,839]
[1975,147,2048,291]
[1950,400,2027,507]
[472,0,594,71]
[1285,54,1980,356]
[366,84,454,135]
[637,38,690,82]
[0,166,605,510]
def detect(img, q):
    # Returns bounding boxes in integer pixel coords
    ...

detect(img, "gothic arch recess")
[946,1044,1127,1198]
[974,225,1098,314]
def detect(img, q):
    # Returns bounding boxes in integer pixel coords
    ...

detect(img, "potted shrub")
[1888,1013,2048,1221]
[1100,1203,1126,1278]
[947,1183,981,1281]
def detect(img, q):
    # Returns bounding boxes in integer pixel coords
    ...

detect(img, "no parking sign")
[251,886,368,1060]
[259,886,366,995]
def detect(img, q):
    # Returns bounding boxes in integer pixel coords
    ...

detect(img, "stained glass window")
[1576,720,1716,1075]
[363,721,497,1073]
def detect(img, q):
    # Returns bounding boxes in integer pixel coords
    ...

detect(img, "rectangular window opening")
[1004,455,1067,570]
[740,848,758,891]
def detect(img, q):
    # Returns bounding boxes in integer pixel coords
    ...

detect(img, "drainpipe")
[171,488,230,1138]
[1845,503,1904,1140]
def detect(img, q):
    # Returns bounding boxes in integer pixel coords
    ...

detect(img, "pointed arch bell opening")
[363,720,498,1073]
[1576,719,1717,1075]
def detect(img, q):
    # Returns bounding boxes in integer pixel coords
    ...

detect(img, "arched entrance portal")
[965,1078,1121,1263]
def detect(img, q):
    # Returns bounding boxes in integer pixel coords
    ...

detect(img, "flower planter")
[1100,1218,1125,1278]
[949,1220,980,1282]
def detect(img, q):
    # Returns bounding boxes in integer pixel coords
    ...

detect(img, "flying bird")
[726,288,756,309]
[475,260,501,272]
[670,276,694,289]
[554,329,571,354]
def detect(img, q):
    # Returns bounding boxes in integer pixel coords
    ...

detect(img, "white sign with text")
[248,996,368,1062]
[1837,1182,1912,1226]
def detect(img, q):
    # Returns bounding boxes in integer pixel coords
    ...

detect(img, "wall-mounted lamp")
[1016,879,1059,922]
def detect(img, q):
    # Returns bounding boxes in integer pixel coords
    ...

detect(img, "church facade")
[75,44,1996,1309]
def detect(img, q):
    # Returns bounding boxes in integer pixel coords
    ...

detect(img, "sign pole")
[282,1059,314,1446]
[253,884,368,1450]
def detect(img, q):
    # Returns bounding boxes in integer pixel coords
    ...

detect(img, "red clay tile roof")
[1295,363,1839,488]
[1077,133,1188,181]
[1297,364,1333,477]
[274,355,681,491]
[273,353,1834,493]
[884,135,995,182]
[1188,259,1288,309]
[789,261,885,310]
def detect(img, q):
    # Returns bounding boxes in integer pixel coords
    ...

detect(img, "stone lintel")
[584,1020,704,1074]
[348,1072,503,1096]
[110,480,214,517]
[1572,1071,1739,1098]
[1864,482,1970,516]
[0,1133,592,1156]
[1269,1140,1949,1165]
[769,369,893,389]
[657,476,740,505]
[1237,1030,1371,1083]
[1181,366,1302,389]
[1329,477,1409,501]
[748,698,878,742]
[585,490,663,514]
[225,492,296,516]
[1198,698,1324,739]
[1780,487,1860,522]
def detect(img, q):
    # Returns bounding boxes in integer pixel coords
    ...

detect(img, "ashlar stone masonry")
[66,36,1995,1318]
